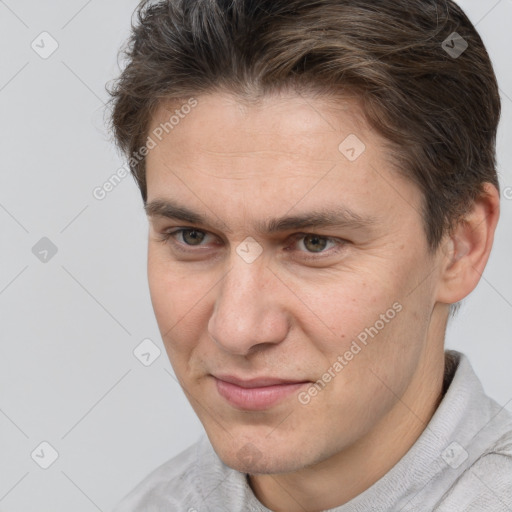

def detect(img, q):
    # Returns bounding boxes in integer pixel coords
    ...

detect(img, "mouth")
[212,374,310,411]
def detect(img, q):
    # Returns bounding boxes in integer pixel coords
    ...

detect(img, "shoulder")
[112,436,205,511]
[435,428,512,512]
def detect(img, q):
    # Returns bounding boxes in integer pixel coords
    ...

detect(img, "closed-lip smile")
[212,374,310,410]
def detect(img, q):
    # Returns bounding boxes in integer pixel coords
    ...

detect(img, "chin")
[224,448,304,475]
[207,430,315,475]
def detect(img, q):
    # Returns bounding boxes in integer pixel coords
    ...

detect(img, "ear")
[436,183,500,304]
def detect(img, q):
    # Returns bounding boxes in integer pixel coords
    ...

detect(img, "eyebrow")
[144,198,377,234]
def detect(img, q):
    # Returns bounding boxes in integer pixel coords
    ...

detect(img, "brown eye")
[302,234,329,253]
[182,229,206,245]
[289,233,347,261]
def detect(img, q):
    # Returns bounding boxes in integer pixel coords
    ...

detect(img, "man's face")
[145,92,445,474]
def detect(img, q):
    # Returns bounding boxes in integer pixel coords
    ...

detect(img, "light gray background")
[0,1,511,511]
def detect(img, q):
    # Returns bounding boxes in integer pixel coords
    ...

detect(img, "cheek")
[147,254,212,348]
[294,273,398,351]
[295,267,426,402]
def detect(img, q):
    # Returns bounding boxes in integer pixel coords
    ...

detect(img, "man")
[109,0,512,510]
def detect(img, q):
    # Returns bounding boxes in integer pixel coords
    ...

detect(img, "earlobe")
[436,183,500,304]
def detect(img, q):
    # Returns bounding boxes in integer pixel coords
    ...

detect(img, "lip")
[213,375,310,411]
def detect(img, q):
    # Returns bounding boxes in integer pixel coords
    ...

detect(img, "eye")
[157,228,348,260]
[296,234,333,253]
[157,228,213,248]
[175,228,207,246]
[288,233,346,260]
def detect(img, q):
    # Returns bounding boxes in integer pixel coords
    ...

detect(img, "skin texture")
[144,91,499,512]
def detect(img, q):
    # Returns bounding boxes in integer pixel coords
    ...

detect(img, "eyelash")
[156,228,348,261]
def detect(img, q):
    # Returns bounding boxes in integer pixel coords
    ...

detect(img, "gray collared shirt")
[113,350,512,511]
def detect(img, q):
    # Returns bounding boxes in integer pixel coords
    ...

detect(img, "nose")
[207,254,290,356]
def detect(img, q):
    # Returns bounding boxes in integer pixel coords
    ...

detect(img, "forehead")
[145,91,423,235]
[148,91,370,158]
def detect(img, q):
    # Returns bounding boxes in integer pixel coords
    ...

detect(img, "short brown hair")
[107,0,501,251]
